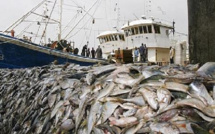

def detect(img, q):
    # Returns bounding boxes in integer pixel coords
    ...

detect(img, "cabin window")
[102,38,105,43]
[124,30,128,37]
[104,37,107,42]
[139,26,143,34]
[119,35,122,41]
[107,36,110,42]
[166,30,169,37]
[134,27,139,35]
[108,36,111,41]
[131,28,135,35]
[148,25,152,33]
[111,35,115,41]
[99,38,102,44]
[114,35,118,41]
[110,36,112,41]
[128,29,132,36]
[143,26,148,33]
[154,25,161,34]
[0,54,3,60]
[122,35,125,41]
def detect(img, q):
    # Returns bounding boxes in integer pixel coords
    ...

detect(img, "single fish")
[97,82,115,101]
[100,101,120,124]
[51,101,64,118]
[156,109,179,122]
[123,96,146,106]
[157,88,172,111]
[109,116,138,128]
[197,62,215,79]
[135,106,155,120]
[123,108,137,117]
[75,93,90,132]
[47,94,57,108]
[150,122,180,134]
[125,119,145,134]
[189,81,214,105]
[164,82,189,93]
[86,72,96,85]
[60,119,75,131]
[139,87,159,110]
[114,75,144,87]
[87,102,102,134]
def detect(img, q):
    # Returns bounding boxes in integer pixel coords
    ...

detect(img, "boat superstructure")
[122,16,173,63]
[97,16,177,63]
[97,31,125,59]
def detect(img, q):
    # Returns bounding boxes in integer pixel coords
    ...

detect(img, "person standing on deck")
[169,46,175,64]
[143,44,147,62]
[81,45,87,56]
[139,43,145,62]
[134,47,139,62]
[96,45,102,59]
[86,48,90,57]
[74,48,79,55]
[91,47,96,58]
[11,30,15,37]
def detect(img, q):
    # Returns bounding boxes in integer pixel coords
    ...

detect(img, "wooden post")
[188,0,215,64]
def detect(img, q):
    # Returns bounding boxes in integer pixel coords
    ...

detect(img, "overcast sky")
[0,0,188,49]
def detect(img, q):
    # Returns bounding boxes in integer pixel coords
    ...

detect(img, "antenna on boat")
[144,0,152,17]
[173,20,175,36]
[114,2,120,31]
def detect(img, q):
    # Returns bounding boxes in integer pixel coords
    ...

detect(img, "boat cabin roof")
[121,19,173,30]
[97,31,124,38]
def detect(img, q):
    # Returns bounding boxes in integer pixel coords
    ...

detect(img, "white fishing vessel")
[97,31,125,58]
[97,15,187,65]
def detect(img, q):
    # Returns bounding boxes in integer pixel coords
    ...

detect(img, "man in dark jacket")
[91,47,96,58]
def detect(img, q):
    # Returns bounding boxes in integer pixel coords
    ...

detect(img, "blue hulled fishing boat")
[0,0,106,68]
[0,34,105,68]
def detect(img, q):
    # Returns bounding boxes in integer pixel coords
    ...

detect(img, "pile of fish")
[1,62,215,134]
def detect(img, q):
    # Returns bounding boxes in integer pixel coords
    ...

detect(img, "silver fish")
[87,102,102,134]
[100,101,120,124]
[125,119,145,134]
[48,94,57,108]
[150,122,180,134]
[60,119,75,131]
[51,101,64,118]
[197,62,215,79]
[86,72,96,85]
[109,116,138,128]
[189,81,214,105]
[139,87,159,110]
[115,71,144,85]
[157,88,172,111]
[164,82,189,93]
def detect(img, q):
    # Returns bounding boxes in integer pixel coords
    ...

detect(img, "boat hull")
[0,34,105,68]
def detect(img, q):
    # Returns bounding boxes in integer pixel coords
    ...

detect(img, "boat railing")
[0,33,106,62]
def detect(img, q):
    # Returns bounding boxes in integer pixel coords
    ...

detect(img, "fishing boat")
[0,33,105,68]
[0,0,106,68]
[97,16,187,65]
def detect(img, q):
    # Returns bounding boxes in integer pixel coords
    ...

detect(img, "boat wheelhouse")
[97,31,125,59]
[121,16,173,63]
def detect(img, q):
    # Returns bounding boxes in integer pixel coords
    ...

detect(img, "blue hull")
[0,34,105,68]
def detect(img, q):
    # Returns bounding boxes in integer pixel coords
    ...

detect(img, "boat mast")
[58,0,63,41]
[44,0,48,44]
